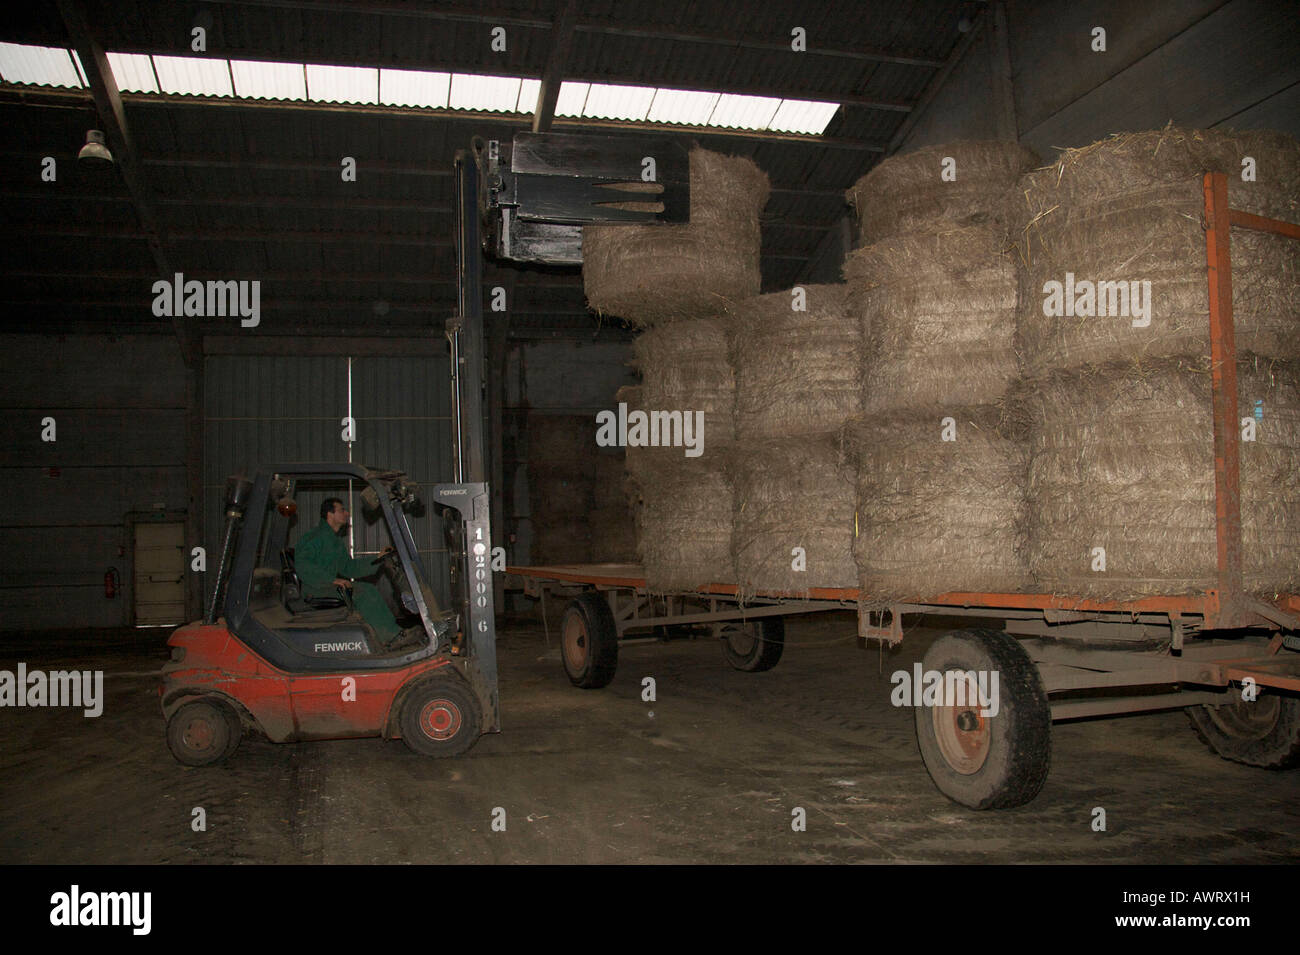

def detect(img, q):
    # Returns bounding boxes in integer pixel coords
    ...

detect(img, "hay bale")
[850,408,1031,604]
[1021,357,1300,598]
[725,284,858,438]
[846,226,1016,414]
[632,317,733,449]
[583,148,771,325]
[1015,126,1300,375]
[729,435,856,597]
[636,458,734,592]
[847,140,1038,246]
[528,414,596,475]
[589,505,637,563]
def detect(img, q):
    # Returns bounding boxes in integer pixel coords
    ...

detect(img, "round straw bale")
[845,226,1017,414]
[1015,126,1300,375]
[635,459,734,593]
[846,140,1038,246]
[633,318,734,447]
[725,284,859,438]
[583,148,771,325]
[849,407,1031,605]
[728,435,856,598]
[1020,356,1300,598]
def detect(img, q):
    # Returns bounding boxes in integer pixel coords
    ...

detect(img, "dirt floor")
[0,612,1296,865]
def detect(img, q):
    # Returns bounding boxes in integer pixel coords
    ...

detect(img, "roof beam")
[54,0,194,362]
[533,0,577,133]
[886,8,987,155]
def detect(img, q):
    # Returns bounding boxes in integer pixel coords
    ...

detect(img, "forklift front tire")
[399,676,482,758]
[167,700,240,767]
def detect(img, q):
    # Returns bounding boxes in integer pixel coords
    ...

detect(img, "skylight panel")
[230,59,305,100]
[449,73,521,112]
[0,42,83,87]
[106,52,158,93]
[307,64,378,104]
[583,83,656,122]
[516,78,541,113]
[768,98,840,135]
[153,55,233,96]
[709,93,782,131]
[646,88,719,126]
[379,68,449,108]
[554,81,589,117]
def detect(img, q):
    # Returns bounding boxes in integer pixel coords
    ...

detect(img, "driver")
[296,498,403,647]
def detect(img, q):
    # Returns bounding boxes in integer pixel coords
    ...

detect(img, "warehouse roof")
[0,0,980,344]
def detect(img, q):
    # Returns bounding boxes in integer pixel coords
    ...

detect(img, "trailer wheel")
[721,617,785,672]
[399,675,482,757]
[1186,693,1300,769]
[561,591,619,689]
[167,699,240,767]
[914,629,1051,810]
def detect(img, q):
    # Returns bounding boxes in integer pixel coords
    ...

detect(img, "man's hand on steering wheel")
[370,545,398,566]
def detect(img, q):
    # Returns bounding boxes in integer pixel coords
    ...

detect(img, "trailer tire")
[914,629,1051,810]
[721,617,785,672]
[1186,693,1300,769]
[399,675,482,757]
[561,591,618,689]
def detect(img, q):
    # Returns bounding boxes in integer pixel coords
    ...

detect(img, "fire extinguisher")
[104,567,120,599]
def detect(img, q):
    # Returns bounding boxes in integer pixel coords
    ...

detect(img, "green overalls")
[295,519,401,643]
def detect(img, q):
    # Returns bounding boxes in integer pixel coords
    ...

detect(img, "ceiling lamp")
[77,129,113,166]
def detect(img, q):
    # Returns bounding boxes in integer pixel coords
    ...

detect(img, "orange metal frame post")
[1203,172,1244,623]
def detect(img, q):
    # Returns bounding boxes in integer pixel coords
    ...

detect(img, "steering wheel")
[371,547,399,567]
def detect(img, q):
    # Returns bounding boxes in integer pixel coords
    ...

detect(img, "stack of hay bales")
[626,324,736,591]
[724,285,858,597]
[844,141,1038,602]
[1014,125,1300,598]
[527,414,595,565]
[581,147,769,592]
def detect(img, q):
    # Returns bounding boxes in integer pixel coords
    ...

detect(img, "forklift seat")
[280,548,347,614]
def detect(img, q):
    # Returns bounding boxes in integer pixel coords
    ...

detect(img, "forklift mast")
[440,131,690,730]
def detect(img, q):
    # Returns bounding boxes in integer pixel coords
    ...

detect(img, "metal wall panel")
[203,349,453,610]
[0,334,188,631]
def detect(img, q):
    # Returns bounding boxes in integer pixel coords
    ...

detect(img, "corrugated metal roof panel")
[107,52,158,92]
[0,42,82,87]
[153,54,233,96]
[582,82,656,121]
[306,64,379,104]
[230,59,306,100]
[380,68,450,108]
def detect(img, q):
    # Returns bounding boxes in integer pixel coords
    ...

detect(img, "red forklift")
[160,131,689,764]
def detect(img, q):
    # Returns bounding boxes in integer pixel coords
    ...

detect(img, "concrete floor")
[0,613,1296,864]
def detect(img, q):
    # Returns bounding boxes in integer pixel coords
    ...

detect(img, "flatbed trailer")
[504,173,1300,810]
[506,562,1300,808]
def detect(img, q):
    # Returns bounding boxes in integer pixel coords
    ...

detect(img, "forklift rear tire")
[167,700,240,767]
[721,617,785,672]
[399,676,482,758]
[914,629,1051,810]
[1186,694,1300,769]
[561,591,618,689]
